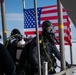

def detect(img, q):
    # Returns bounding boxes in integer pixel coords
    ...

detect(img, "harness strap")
[5,34,18,47]
[40,34,53,72]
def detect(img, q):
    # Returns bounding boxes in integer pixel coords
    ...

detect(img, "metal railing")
[51,67,76,75]
[43,62,76,75]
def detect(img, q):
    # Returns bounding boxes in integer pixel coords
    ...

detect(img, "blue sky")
[0,0,76,41]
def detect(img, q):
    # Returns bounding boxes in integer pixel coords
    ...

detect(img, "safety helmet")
[10,29,21,36]
[42,20,52,29]
[42,20,55,36]
[10,29,23,41]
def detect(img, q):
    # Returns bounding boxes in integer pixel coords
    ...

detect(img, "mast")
[57,0,66,73]
[34,0,41,75]
[0,0,7,44]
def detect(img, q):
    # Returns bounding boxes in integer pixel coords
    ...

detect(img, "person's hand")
[66,64,71,69]
[66,62,71,68]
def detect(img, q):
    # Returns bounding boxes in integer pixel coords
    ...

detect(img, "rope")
[41,34,53,72]
[5,34,18,47]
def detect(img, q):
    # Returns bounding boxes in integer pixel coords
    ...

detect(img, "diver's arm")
[31,46,38,66]
[52,45,60,60]
[52,45,71,68]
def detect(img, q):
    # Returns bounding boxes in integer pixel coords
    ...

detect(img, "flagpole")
[34,0,41,75]
[69,22,73,65]
[70,45,73,65]
[22,0,25,9]
[22,0,26,37]
[1,0,7,44]
[57,0,66,73]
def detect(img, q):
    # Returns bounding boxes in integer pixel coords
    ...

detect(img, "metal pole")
[34,0,41,75]
[1,0,7,44]
[43,62,48,75]
[57,0,66,73]
[22,0,25,9]
[70,45,73,65]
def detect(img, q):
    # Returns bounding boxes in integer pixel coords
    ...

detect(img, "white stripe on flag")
[41,12,67,17]
[42,7,57,11]
[24,27,42,32]
[40,19,67,24]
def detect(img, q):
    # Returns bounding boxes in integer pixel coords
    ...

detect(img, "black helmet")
[10,29,21,36]
[10,29,23,42]
[42,20,55,36]
[42,20,52,29]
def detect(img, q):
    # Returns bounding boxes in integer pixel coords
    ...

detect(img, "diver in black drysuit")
[5,29,23,64]
[0,43,16,75]
[29,20,71,75]
[5,29,25,75]
[5,29,25,64]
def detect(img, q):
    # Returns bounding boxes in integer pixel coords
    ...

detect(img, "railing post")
[43,62,48,75]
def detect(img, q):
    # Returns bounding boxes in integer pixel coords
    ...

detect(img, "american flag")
[24,5,71,45]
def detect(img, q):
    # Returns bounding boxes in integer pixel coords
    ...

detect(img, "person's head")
[10,28,22,40]
[42,20,55,36]
[10,29,21,36]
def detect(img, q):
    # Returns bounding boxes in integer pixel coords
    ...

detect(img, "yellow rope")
[41,34,52,72]
[5,34,18,47]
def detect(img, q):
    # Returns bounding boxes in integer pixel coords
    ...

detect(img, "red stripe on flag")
[40,22,68,27]
[40,15,68,20]
[41,9,66,14]
[43,5,57,9]
[24,31,42,35]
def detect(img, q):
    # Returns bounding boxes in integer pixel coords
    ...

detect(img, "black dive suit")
[29,32,70,75]
[0,43,16,75]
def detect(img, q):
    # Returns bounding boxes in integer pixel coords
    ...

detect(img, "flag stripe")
[42,5,57,9]
[41,8,66,14]
[40,20,68,25]
[41,12,67,17]
[40,16,68,20]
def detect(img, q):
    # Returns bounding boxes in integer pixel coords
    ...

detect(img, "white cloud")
[0,13,24,22]
[6,13,24,22]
